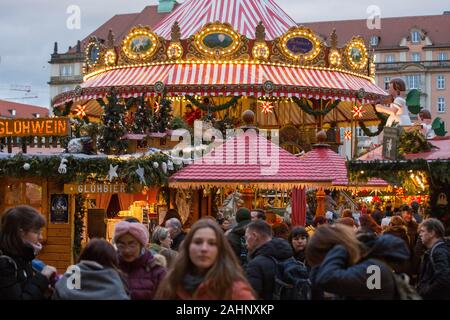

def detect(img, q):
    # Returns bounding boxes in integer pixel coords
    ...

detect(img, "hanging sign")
[64,183,142,194]
[0,118,70,137]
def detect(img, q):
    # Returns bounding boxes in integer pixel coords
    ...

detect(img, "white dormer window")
[370,36,379,46]
[8,109,16,116]
[411,31,421,43]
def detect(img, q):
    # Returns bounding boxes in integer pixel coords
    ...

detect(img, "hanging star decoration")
[135,165,146,185]
[259,101,274,114]
[344,130,352,140]
[107,164,119,182]
[76,105,87,118]
[352,105,364,118]
[154,102,160,113]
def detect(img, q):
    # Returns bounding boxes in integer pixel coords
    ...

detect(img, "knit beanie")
[113,221,149,247]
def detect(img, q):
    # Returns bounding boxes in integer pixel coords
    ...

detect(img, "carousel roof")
[169,130,334,190]
[54,63,386,106]
[153,0,298,40]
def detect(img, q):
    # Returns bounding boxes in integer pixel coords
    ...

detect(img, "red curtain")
[291,188,307,226]
[94,194,112,210]
[118,194,135,211]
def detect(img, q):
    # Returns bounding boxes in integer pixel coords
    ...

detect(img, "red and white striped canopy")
[153,0,298,40]
[54,63,386,106]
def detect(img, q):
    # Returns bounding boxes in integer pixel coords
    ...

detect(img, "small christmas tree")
[97,92,128,154]
[153,98,173,133]
[131,95,153,134]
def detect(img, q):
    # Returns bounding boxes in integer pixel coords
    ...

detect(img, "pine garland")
[292,97,340,116]
[398,130,433,156]
[358,105,389,137]
[53,101,72,117]
[185,95,241,112]
[73,195,86,260]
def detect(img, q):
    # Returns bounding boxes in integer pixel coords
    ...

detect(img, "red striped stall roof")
[54,63,386,106]
[153,0,298,40]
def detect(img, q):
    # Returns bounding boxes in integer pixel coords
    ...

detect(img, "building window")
[384,76,391,90]
[437,75,445,90]
[437,52,448,61]
[411,31,421,43]
[8,109,16,116]
[385,55,395,63]
[60,64,74,76]
[33,113,40,118]
[406,75,421,90]
[412,53,421,62]
[437,97,446,113]
[370,36,379,46]
[356,127,366,137]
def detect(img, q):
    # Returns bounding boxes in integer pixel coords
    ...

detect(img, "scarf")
[182,273,205,294]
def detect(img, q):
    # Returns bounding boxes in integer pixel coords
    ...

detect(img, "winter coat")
[405,220,419,251]
[176,280,255,300]
[0,245,49,300]
[246,238,293,300]
[227,219,251,261]
[312,234,410,300]
[53,261,129,300]
[119,250,166,300]
[417,240,450,300]
[172,231,187,251]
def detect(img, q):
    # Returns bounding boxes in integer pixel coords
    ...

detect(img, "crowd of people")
[0,204,449,300]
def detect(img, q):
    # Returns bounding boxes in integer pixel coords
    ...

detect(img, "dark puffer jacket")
[0,245,49,300]
[119,250,166,300]
[246,238,293,300]
[312,234,410,300]
[227,219,251,261]
[417,240,450,300]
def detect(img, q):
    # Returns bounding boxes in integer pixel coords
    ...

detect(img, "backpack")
[268,256,311,300]
[429,238,450,269]
[239,235,248,269]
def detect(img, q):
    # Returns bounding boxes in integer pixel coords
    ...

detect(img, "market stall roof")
[54,63,386,106]
[358,137,450,161]
[169,130,334,190]
[153,0,298,40]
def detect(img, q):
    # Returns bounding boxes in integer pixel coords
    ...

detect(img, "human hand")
[41,265,57,279]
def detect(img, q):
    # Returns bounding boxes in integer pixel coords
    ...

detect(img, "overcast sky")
[0,0,448,108]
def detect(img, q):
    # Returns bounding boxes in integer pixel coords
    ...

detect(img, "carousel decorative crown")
[83,22,373,80]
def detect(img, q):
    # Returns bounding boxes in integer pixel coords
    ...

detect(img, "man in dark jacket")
[401,205,419,251]
[417,218,450,299]
[227,208,252,266]
[245,220,293,300]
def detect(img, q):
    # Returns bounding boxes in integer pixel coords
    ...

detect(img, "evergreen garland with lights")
[358,105,389,137]
[185,95,241,112]
[73,194,86,260]
[398,129,433,156]
[292,97,340,116]
[96,92,128,154]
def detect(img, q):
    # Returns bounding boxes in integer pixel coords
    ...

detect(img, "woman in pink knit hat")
[114,221,166,300]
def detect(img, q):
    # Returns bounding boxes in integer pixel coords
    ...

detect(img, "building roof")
[69,5,178,53]
[297,143,349,186]
[0,100,49,118]
[153,0,298,40]
[169,130,334,190]
[302,13,450,50]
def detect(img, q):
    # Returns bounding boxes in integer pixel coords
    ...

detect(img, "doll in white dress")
[375,78,412,127]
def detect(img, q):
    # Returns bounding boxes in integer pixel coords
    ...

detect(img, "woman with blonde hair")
[155,219,255,300]
[306,224,410,299]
